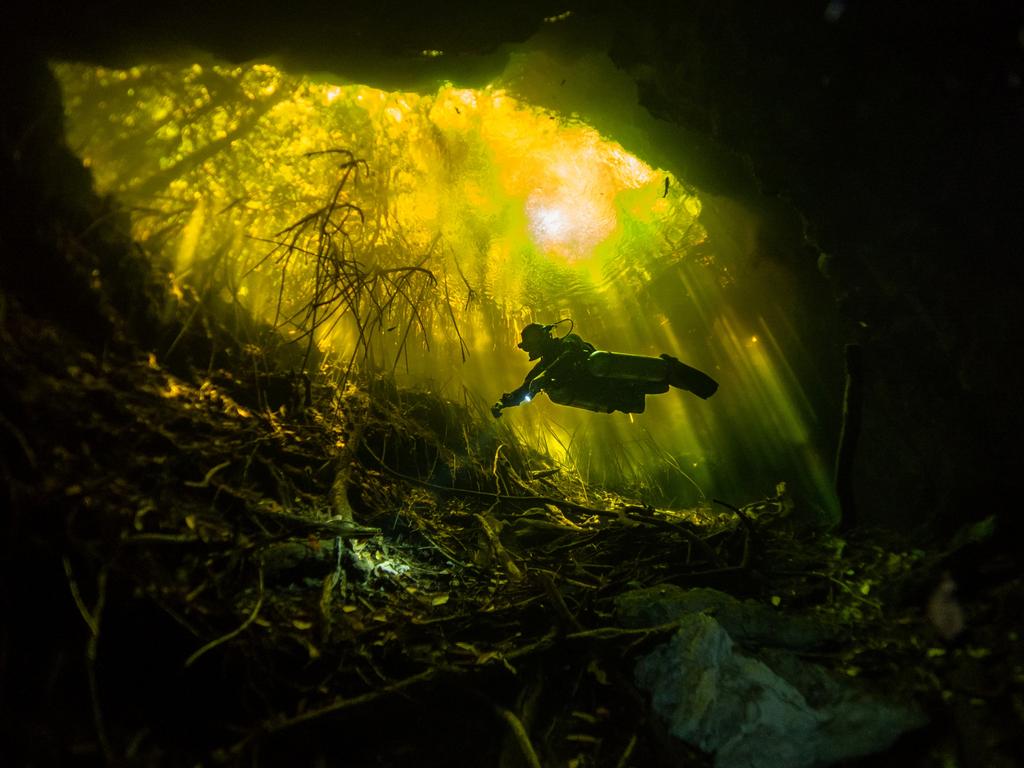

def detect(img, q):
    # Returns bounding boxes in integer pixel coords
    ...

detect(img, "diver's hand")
[494,388,532,417]
[493,390,519,417]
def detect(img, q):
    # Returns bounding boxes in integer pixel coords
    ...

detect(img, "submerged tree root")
[5,311,1020,767]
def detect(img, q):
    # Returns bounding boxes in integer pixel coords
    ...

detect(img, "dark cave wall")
[602,0,1024,534]
[11,0,1024,537]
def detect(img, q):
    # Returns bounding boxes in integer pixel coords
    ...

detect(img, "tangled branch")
[249,149,465,377]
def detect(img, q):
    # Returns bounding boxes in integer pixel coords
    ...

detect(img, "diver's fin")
[660,354,719,399]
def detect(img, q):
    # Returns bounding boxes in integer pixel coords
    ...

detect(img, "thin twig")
[565,620,682,642]
[615,733,638,768]
[63,557,112,762]
[265,668,438,732]
[495,706,543,768]
[712,497,761,550]
[184,565,265,668]
[183,460,231,488]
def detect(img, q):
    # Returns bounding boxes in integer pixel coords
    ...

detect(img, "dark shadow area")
[3,2,1023,766]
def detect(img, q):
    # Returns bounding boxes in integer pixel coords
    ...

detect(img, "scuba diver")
[491,321,718,417]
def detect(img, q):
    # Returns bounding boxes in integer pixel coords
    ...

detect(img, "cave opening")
[51,40,843,521]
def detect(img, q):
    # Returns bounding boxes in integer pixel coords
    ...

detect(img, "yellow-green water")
[53,55,840,519]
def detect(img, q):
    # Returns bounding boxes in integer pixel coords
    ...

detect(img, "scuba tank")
[585,351,668,382]
[531,358,650,413]
[545,382,648,414]
[586,350,718,399]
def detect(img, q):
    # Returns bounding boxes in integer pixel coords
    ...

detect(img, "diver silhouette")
[492,321,718,417]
